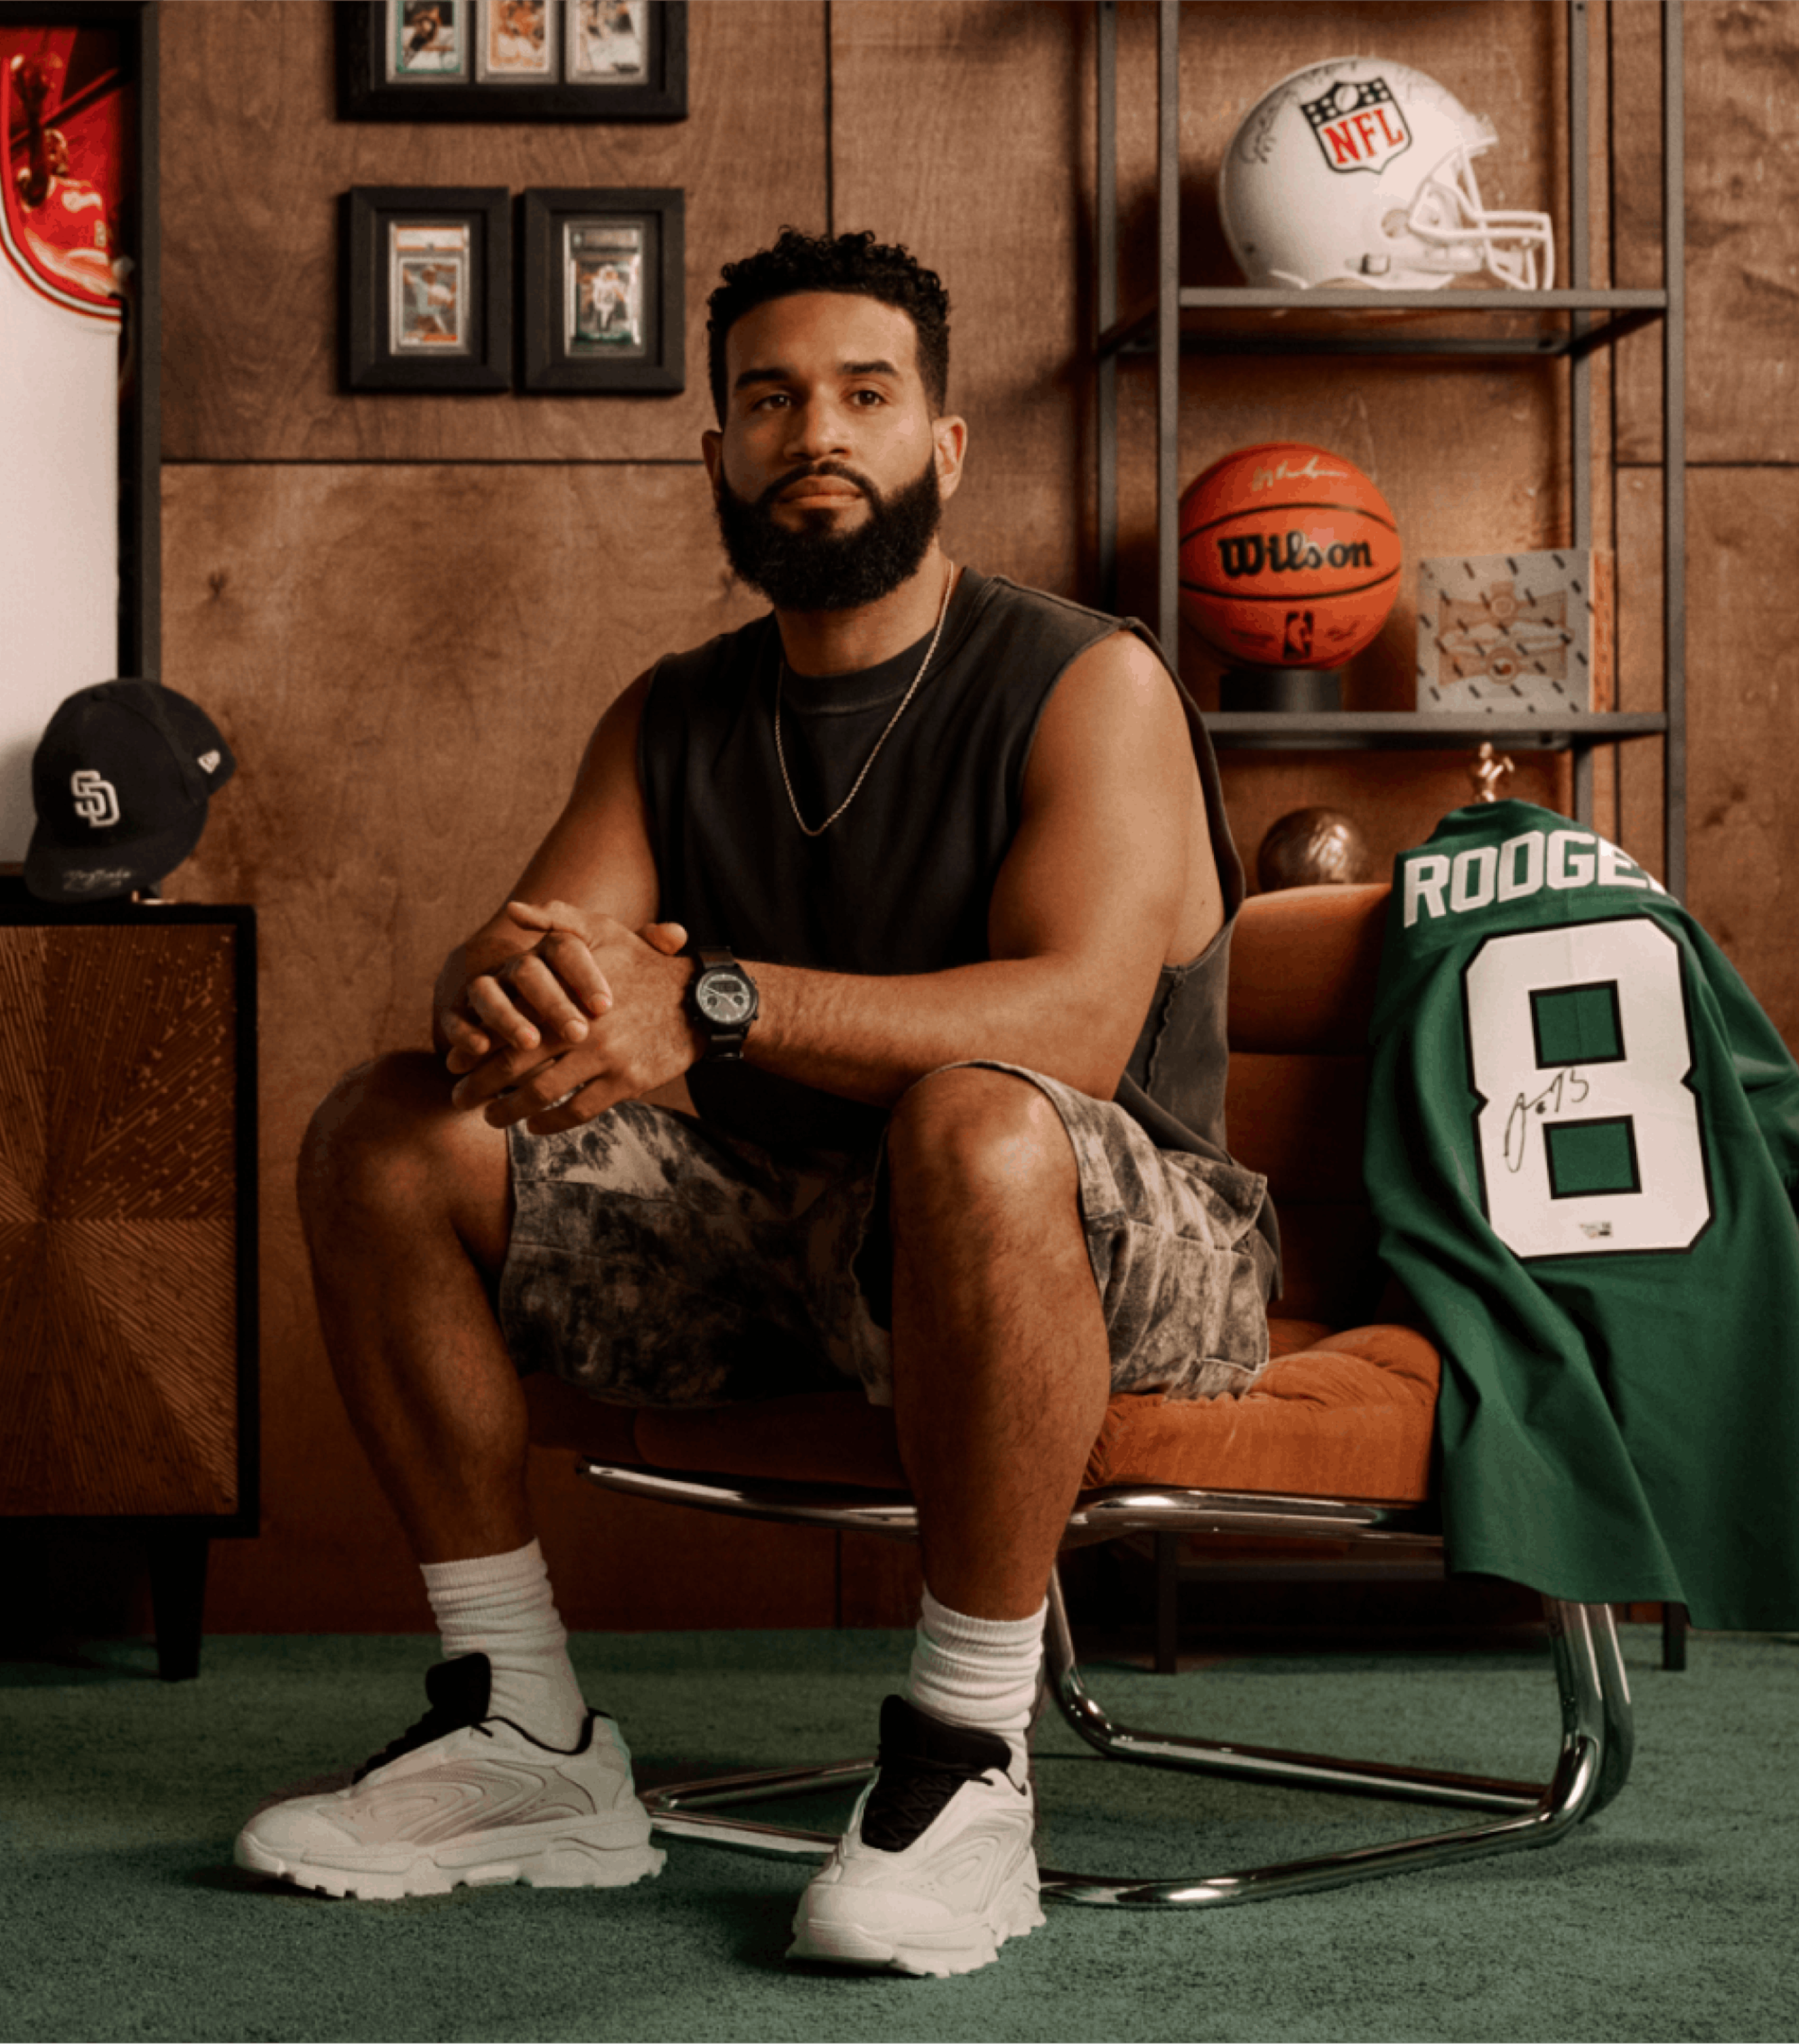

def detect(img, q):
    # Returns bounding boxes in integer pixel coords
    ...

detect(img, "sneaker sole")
[787,1886,1047,1978]
[234,1827,666,1902]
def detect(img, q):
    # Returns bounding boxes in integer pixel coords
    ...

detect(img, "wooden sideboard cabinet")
[0,884,258,1678]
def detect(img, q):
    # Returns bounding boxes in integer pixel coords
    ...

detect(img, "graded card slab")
[1416,549,1615,713]
[566,0,645,81]
[565,222,645,355]
[391,223,470,352]
[388,0,467,77]
[477,0,553,80]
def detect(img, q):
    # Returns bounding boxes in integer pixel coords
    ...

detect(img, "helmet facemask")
[1392,138,1555,290]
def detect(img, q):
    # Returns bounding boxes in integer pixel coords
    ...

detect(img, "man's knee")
[886,1066,1075,1225]
[297,1050,495,1236]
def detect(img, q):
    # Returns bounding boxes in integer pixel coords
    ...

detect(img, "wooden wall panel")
[158,463,843,1631]
[1615,466,1799,1042]
[1611,0,1665,465]
[159,0,828,463]
[830,0,1089,598]
[1611,0,1799,1017]
[1616,2,1799,464]
[1678,467,1799,1038]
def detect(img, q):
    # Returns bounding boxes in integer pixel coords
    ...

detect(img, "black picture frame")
[342,185,511,391]
[520,186,684,394]
[336,0,687,122]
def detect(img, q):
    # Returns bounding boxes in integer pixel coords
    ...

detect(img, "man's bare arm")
[432,669,663,1067]
[452,633,1218,1131]
[748,630,1212,1103]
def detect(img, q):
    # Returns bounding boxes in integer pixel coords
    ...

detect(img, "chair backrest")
[1227,882,1391,1327]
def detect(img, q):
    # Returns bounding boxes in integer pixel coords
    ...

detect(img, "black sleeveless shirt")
[639,569,1273,1261]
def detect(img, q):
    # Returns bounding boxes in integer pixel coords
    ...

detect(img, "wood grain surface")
[159,0,828,463]
[1679,466,1799,1032]
[1618,0,1799,466]
[0,927,239,1517]
[832,0,1091,598]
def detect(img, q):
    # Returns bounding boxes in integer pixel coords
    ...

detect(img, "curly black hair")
[706,227,951,425]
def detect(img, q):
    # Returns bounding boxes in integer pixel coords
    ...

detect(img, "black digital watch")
[687,947,758,1060]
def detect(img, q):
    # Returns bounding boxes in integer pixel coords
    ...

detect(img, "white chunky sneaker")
[234,1654,665,1901]
[787,1695,1046,1978]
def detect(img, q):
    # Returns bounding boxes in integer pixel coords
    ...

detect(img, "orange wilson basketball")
[1178,443,1401,668]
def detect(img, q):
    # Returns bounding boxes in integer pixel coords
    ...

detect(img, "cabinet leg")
[148,1531,210,1681]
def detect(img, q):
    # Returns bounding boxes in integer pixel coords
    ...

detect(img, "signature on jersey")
[1503,1069,1590,1172]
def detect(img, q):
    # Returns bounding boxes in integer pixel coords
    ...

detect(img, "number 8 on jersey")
[1464,917,1714,1260]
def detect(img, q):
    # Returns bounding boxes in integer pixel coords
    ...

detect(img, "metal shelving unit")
[1095,0,1687,896]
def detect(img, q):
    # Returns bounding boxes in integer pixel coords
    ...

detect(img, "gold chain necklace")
[773,561,958,838]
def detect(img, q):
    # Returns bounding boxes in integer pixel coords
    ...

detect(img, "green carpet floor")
[4,1626,1796,2043]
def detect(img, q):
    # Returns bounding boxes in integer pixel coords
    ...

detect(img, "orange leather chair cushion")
[1081,1323,1437,1502]
[1227,882,1390,1053]
[524,1317,1438,1506]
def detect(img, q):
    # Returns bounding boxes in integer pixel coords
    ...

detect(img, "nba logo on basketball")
[1301,78,1412,175]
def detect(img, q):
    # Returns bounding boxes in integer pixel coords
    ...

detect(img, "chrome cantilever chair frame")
[577,1459,1635,1910]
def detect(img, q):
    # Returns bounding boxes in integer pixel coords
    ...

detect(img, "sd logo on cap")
[26,679,237,903]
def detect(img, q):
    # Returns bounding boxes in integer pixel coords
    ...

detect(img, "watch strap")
[689,947,756,1060]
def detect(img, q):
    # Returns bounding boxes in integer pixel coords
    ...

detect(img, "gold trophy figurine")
[1469,741,1516,804]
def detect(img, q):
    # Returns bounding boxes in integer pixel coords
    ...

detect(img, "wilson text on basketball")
[1216,532,1374,578]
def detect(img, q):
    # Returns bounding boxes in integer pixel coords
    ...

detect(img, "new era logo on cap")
[25,679,238,904]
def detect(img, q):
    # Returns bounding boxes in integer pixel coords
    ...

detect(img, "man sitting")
[237,227,1277,1978]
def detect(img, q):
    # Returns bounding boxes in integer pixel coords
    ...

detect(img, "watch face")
[697,970,753,1025]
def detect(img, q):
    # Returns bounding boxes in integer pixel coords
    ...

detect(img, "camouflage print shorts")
[497,1060,1275,1411]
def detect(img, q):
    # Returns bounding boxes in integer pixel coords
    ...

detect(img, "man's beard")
[713,456,943,612]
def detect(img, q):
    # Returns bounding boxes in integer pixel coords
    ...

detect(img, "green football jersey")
[1366,800,1799,1628]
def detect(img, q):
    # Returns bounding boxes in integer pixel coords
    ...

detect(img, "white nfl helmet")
[1219,58,1554,291]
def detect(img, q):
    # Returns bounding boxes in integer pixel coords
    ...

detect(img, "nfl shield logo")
[1301,76,1412,175]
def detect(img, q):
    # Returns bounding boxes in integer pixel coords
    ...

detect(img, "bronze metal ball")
[1256,806,1372,892]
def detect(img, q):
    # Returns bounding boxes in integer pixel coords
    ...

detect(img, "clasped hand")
[440,900,695,1133]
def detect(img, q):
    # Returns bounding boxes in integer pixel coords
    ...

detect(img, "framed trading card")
[385,0,467,79]
[338,0,686,119]
[565,222,644,357]
[520,187,683,393]
[475,0,554,82]
[390,224,470,353]
[564,0,645,82]
[342,187,511,391]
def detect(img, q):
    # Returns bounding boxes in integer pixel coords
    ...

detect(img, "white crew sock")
[420,1538,588,1751]
[904,1584,1047,1777]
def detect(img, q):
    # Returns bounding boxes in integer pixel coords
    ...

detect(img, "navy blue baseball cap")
[25,680,237,903]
